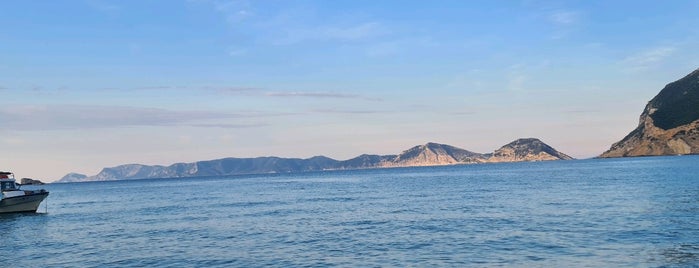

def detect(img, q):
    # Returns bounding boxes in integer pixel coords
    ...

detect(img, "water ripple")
[3,156,699,267]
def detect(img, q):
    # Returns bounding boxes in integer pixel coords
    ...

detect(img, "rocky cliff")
[600,68,699,157]
[58,138,573,182]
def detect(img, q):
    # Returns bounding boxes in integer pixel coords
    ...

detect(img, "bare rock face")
[600,69,699,157]
[385,142,485,167]
[487,138,573,162]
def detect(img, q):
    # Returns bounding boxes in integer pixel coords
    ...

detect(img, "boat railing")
[0,171,15,180]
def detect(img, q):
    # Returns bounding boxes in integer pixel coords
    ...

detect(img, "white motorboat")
[0,171,49,213]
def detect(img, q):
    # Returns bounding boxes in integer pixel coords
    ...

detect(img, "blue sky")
[2,0,698,181]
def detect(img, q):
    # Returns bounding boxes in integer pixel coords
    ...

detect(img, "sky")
[2,0,699,181]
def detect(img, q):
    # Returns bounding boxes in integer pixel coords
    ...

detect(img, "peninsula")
[600,68,699,157]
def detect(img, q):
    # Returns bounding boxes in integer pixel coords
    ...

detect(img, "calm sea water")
[2,156,698,267]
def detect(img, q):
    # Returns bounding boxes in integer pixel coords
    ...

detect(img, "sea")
[2,156,698,267]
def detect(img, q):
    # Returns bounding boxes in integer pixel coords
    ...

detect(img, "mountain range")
[58,138,572,183]
[56,68,699,182]
[600,68,699,157]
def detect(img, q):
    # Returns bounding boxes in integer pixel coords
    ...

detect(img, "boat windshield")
[1,181,18,191]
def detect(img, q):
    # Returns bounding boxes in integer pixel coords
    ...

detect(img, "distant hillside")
[600,68,699,157]
[58,173,88,183]
[387,142,485,166]
[335,154,396,169]
[487,138,573,162]
[57,138,573,183]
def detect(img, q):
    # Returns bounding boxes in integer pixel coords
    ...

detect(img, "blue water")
[2,156,699,267]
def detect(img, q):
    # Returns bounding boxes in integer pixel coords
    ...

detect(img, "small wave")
[658,244,699,265]
[217,200,290,208]
[300,197,357,202]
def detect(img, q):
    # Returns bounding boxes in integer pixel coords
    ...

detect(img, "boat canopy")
[1,181,18,191]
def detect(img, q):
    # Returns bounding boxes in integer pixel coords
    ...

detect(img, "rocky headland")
[600,68,699,157]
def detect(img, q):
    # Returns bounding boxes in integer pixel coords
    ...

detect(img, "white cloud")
[623,46,676,72]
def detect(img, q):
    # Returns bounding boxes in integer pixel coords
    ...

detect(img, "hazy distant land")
[600,68,699,157]
[58,138,571,182]
[58,68,699,183]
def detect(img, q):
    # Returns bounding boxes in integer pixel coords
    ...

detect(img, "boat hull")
[0,192,49,213]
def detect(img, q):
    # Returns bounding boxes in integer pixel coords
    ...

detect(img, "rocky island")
[20,178,46,185]
[58,138,572,182]
[487,138,573,162]
[600,68,699,157]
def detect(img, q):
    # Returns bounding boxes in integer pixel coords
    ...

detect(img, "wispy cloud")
[564,109,601,114]
[450,111,477,116]
[212,86,262,95]
[546,9,581,39]
[189,123,268,128]
[211,0,253,23]
[228,47,247,57]
[7,86,70,96]
[0,105,279,131]
[0,137,26,146]
[549,10,579,26]
[322,22,385,41]
[311,108,385,114]
[623,46,676,72]
[85,0,120,12]
[506,64,528,92]
[508,74,527,92]
[129,85,261,94]
[132,86,175,90]
[364,36,435,57]
[266,91,381,101]
[266,91,358,98]
[199,1,387,43]
[89,85,376,101]
[272,21,386,46]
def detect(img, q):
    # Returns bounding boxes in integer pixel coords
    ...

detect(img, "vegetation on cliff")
[601,68,699,157]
